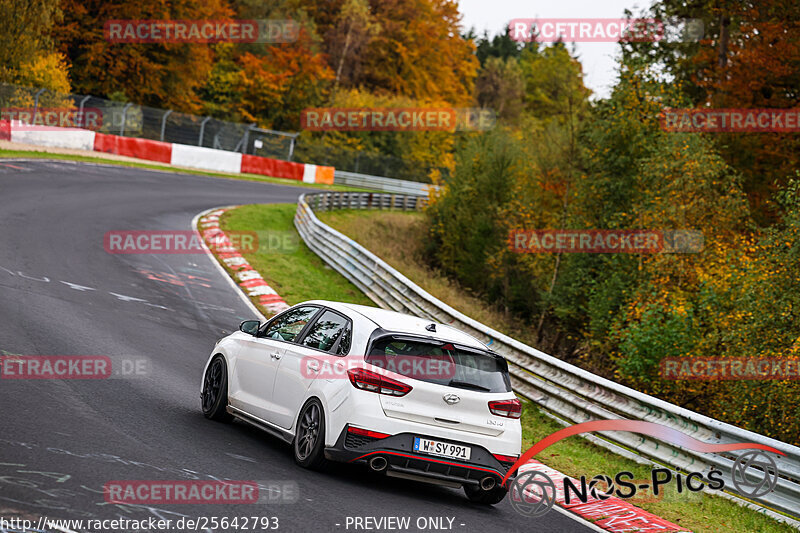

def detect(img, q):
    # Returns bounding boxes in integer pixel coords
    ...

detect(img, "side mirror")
[239,320,260,336]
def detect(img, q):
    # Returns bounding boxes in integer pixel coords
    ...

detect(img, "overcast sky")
[457,0,655,99]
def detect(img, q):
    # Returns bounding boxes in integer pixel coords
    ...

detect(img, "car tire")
[293,399,327,469]
[201,355,234,422]
[464,484,508,505]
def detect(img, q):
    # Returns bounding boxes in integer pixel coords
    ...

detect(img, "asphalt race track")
[0,160,592,533]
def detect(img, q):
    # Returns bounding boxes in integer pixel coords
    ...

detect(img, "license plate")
[413,437,471,460]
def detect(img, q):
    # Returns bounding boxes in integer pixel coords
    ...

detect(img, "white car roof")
[304,300,488,350]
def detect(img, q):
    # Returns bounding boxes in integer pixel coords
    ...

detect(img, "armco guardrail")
[333,170,436,196]
[295,191,800,526]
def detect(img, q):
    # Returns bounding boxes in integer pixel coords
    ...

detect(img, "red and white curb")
[194,207,289,319]
[518,460,689,532]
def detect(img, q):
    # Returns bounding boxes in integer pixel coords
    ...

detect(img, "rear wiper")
[447,380,491,392]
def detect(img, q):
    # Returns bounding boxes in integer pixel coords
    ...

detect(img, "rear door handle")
[307,361,320,372]
[270,352,282,360]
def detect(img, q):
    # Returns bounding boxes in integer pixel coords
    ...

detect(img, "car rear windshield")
[366,337,512,393]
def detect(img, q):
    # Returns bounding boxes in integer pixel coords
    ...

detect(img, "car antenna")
[425,323,436,332]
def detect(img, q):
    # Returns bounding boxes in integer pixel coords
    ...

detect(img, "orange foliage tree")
[54,0,232,112]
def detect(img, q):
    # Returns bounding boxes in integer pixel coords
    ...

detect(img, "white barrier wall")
[170,144,242,174]
[5,122,340,186]
[302,164,317,184]
[11,127,96,151]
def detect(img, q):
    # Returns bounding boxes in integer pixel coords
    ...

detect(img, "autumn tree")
[54,0,232,112]
[325,0,380,98]
[474,56,524,122]
[356,0,477,105]
[622,0,800,221]
[235,26,333,130]
[0,0,70,92]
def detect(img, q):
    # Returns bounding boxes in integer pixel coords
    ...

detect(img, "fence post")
[119,103,133,136]
[77,95,91,128]
[198,116,211,146]
[241,123,255,154]
[32,88,46,125]
[288,134,298,161]
[159,110,173,141]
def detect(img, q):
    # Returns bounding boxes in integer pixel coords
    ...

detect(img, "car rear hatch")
[365,335,517,437]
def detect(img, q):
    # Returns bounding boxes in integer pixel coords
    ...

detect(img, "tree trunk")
[718,15,730,68]
[333,27,353,99]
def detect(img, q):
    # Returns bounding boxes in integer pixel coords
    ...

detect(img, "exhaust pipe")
[369,456,388,472]
[480,476,497,491]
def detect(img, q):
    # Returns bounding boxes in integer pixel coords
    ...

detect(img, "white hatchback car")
[201,300,522,504]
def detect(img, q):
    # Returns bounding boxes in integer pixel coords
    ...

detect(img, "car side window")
[262,306,319,343]
[336,326,352,355]
[301,310,349,353]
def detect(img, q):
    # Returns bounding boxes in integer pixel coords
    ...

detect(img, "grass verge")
[0,148,366,191]
[214,204,793,533]
[218,203,373,316]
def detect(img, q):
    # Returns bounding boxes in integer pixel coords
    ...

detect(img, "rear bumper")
[325,425,515,488]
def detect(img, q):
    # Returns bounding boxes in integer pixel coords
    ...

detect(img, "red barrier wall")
[93,133,172,164]
[241,154,304,181]
[0,120,10,141]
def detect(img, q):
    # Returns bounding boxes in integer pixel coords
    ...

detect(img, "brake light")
[347,426,391,439]
[347,368,412,397]
[488,399,522,419]
[492,453,520,464]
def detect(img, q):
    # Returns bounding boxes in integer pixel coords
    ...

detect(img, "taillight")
[488,398,522,419]
[347,368,411,397]
[492,453,520,464]
[347,426,391,439]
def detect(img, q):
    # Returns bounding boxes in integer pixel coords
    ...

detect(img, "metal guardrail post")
[198,116,212,147]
